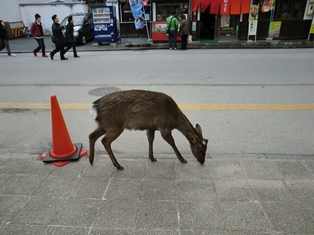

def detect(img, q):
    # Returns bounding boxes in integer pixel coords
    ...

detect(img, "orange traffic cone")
[41,95,86,167]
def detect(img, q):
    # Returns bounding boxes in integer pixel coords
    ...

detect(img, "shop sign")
[248,4,259,36]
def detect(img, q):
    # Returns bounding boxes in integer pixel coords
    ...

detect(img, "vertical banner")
[248,5,259,37]
[129,0,145,30]
[310,17,314,34]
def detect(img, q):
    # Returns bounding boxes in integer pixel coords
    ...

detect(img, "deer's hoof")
[181,159,187,164]
[151,158,157,162]
[116,166,124,170]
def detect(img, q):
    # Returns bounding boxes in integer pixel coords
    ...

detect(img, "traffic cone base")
[41,148,87,167]
[43,143,82,163]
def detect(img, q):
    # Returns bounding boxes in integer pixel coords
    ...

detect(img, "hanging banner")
[129,0,145,30]
[310,17,314,34]
[248,4,259,36]
[268,21,281,38]
[261,0,274,13]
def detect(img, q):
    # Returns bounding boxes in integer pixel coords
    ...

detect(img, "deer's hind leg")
[147,129,157,162]
[89,126,106,165]
[101,128,124,170]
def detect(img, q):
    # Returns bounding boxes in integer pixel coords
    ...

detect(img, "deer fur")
[89,90,208,170]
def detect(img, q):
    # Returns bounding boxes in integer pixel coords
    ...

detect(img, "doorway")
[200,7,216,40]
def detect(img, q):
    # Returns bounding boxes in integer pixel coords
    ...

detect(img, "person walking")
[0,20,16,57]
[30,13,48,57]
[50,14,67,60]
[64,15,79,58]
[179,15,189,50]
[166,11,178,50]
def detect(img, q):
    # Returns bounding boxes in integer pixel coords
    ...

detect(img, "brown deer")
[89,90,208,170]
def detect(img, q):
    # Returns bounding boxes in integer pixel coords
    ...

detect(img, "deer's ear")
[189,133,197,143]
[195,124,203,136]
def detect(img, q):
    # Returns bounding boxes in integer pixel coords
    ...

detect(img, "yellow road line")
[1,102,314,111]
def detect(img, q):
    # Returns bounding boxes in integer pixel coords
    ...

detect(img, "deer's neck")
[177,113,195,141]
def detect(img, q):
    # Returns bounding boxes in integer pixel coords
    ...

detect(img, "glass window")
[254,0,306,20]
[156,3,188,21]
[120,2,134,22]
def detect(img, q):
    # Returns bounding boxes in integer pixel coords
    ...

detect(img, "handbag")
[164,17,174,36]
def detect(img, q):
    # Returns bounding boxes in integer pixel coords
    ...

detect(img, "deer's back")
[92,90,182,130]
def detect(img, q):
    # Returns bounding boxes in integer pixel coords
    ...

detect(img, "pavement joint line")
[1,102,314,111]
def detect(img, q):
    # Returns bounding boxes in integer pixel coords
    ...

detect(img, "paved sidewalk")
[2,36,314,55]
[0,153,313,234]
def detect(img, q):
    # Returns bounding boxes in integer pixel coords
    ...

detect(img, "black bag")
[52,36,67,47]
[164,29,170,36]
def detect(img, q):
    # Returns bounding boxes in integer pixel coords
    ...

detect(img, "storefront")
[192,0,313,41]
[117,0,313,41]
[118,0,189,40]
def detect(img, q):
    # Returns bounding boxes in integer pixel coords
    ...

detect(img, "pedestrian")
[30,13,48,57]
[179,15,189,50]
[166,11,178,50]
[50,14,67,60]
[64,15,79,58]
[0,20,16,57]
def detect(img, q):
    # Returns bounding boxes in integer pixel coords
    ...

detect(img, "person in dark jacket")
[64,15,79,58]
[30,13,47,57]
[50,14,67,60]
[179,15,189,50]
[0,20,16,56]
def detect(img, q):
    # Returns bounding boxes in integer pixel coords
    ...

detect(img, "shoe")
[33,51,37,57]
[74,55,80,58]
[169,48,172,50]
[174,48,177,50]
[9,53,16,57]
[50,53,54,60]
[61,57,68,60]
[42,54,48,57]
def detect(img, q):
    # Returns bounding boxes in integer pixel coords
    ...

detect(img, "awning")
[192,0,251,15]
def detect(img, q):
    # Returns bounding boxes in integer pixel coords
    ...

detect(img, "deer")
[89,90,208,170]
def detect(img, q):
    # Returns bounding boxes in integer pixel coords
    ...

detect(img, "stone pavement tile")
[104,178,142,200]
[33,175,79,198]
[44,226,90,234]
[49,159,88,178]
[0,154,53,175]
[93,200,139,229]
[272,161,312,179]
[145,160,177,179]
[284,179,314,201]
[136,200,178,230]
[206,160,247,179]
[214,179,255,201]
[302,161,314,176]
[248,180,295,201]
[1,224,47,235]
[177,160,245,180]
[0,174,46,196]
[220,201,270,232]
[179,201,224,230]
[112,159,146,178]
[82,157,114,178]
[239,160,278,179]
[142,179,177,200]
[181,230,272,235]
[90,228,180,235]
[299,201,314,220]
[11,196,63,225]
[68,176,110,199]
[50,198,100,227]
[177,179,216,201]
[0,196,29,225]
[261,201,314,234]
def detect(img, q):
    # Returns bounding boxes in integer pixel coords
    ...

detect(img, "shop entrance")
[200,7,216,40]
